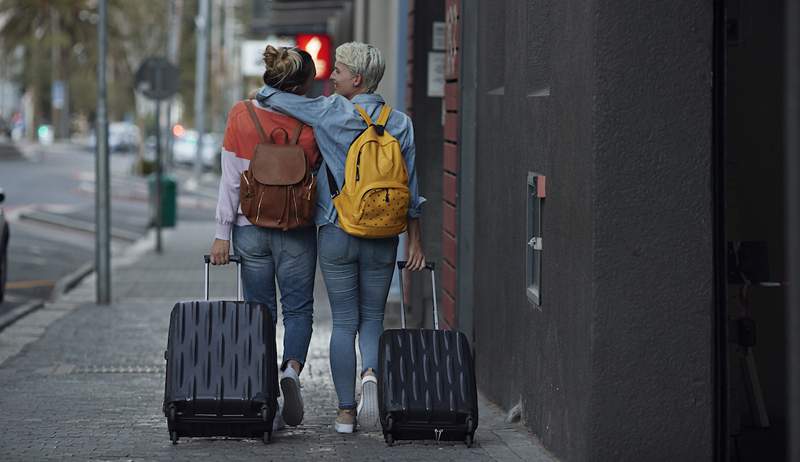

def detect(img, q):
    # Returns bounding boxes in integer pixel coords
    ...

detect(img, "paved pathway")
[0,222,556,461]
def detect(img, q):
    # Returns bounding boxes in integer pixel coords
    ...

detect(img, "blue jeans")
[233,225,317,370]
[318,224,398,409]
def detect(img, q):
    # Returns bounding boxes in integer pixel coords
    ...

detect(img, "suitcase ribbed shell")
[163,300,278,439]
[378,328,478,441]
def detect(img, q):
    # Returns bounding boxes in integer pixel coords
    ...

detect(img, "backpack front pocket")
[356,185,410,228]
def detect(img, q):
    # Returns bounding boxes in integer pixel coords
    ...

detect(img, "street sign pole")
[135,57,179,255]
[155,101,163,253]
[194,0,210,182]
[95,0,111,304]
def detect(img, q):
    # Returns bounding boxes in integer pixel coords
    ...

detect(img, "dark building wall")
[471,0,713,460]
[786,2,800,459]
[725,0,786,438]
[473,0,595,459]
[590,0,713,460]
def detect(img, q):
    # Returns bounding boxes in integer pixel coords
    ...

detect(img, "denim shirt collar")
[351,93,385,106]
[256,86,385,107]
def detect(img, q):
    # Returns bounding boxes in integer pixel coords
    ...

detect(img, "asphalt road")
[0,140,218,323]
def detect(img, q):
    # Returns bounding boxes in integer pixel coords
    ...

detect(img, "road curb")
[50,261,94,301]
[0,260,93,333]
[19,211,141,242]
[0,299,45,332]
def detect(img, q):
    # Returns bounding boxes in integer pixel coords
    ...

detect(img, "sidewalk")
[0,222,556,461]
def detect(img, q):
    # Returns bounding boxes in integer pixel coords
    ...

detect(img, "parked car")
[109,122,141,152]
[0,188,8,304]
[89,122,142,153]
[0,117,11,138]
[172,130,221,169]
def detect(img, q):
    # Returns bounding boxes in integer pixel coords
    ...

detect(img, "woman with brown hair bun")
[209,45,320,431]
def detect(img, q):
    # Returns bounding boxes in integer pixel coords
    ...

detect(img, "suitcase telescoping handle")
[203,255,243,301]
[396,261,438,330]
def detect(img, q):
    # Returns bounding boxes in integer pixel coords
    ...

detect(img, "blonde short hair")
[335,42,385,93]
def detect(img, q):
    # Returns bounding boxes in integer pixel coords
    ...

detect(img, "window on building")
[527,172,545,306]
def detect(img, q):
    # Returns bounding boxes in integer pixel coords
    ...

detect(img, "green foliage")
[0,0,183,127]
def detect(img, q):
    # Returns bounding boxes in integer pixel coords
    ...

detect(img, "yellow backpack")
[325,104,410,238]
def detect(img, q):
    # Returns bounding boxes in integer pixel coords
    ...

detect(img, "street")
[0,140,217,323]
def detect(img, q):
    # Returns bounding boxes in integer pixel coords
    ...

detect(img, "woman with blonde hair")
[256,42,427,433]
[209,45,320,431]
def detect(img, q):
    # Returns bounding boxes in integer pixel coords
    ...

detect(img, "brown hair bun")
[262,45,316,94]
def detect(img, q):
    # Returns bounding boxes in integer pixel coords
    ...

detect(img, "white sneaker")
[335,408,357,433]
[273,402,286,432]
[357,370,380,431]
[280,366,304,426]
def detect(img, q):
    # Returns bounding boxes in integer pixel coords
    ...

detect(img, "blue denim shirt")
[256,87,425,227]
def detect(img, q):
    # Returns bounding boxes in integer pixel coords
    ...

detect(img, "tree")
[0,0,169,136]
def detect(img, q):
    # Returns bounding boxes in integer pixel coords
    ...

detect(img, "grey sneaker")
[280,366,304,426]
[357,370,380,431]
[335,408,357,433]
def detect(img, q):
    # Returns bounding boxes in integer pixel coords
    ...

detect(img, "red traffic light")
[296,34,332,80]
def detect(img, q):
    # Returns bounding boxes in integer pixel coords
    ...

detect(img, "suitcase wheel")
[262,431,272,444]
[384,432,395,446]
[465,415,475,447]
[170,431,179,445]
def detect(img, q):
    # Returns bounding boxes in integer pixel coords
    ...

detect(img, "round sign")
[135,57,179,100]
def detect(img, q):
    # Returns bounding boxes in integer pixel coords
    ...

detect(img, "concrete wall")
[470,0,714,460]
[473,0,595,458]
[589,0,713,459]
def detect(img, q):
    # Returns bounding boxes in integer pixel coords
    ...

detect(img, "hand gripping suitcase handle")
[203,255,243,301]
[396,261,439,330]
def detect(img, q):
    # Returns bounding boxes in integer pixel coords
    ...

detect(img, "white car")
[172,130,221,168]
[89,122,142,153]
[108,122,141,152]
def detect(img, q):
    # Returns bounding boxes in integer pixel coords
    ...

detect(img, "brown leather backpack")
[239,101,316,230]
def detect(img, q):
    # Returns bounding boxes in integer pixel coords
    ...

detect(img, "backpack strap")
[289,122,304,145]
[325,162,340,198]
[247,100,305,145]
[354,104,374,126]
[244,101,268,144]
[376,104,392,127]
[355,104,391,136]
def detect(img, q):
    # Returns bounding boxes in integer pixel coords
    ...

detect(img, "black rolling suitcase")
[163,255,278,445]
[378,261,479,447]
